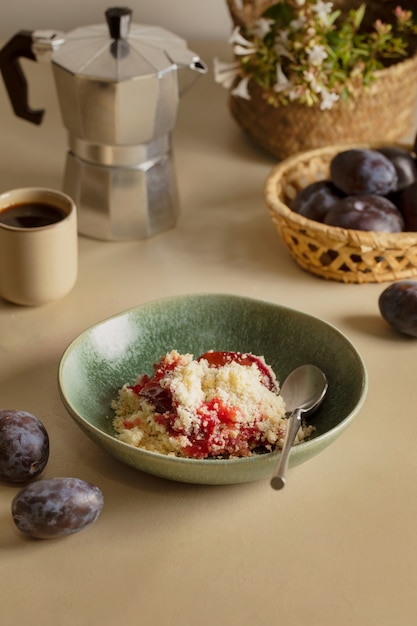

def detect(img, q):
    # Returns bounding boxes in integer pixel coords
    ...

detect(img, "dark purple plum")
[396,181,417,231]
[330,149,398,196]
[323,195,404,232]
[291,180,345,222]
[377,147,417,192]
[12,477,104,539]
[0,410,49,483]
[379,281,417,337]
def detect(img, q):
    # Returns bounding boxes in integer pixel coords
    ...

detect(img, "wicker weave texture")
[264,144,417,284]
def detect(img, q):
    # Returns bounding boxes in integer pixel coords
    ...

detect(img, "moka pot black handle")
[0,30,44,125]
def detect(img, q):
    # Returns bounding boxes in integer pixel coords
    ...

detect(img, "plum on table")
[0,410,49,483]
[12,477,104,539]
[379,281,417,337]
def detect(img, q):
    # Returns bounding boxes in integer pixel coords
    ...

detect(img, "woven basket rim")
[264,143,417,247]
[366,50,417,82]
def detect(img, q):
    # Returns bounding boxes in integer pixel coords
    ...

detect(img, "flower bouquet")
[216,0,417,159]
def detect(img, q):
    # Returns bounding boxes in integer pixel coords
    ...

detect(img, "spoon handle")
[270,409,302,490]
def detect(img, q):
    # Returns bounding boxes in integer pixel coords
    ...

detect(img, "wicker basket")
[225,1,417,160]
[264,144,417,284]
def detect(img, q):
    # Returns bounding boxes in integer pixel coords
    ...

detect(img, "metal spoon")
[271,364,328,490]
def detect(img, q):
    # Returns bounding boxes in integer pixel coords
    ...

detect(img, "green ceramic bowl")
[58,294,367,485]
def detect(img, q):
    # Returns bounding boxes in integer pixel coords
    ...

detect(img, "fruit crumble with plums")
[112,350,314,459]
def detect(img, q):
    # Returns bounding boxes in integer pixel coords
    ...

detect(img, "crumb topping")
[112,350,314,459]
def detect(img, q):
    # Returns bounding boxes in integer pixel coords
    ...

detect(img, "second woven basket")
[264,144,417,284]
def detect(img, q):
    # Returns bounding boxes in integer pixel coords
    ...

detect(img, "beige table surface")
[1,41,417,626]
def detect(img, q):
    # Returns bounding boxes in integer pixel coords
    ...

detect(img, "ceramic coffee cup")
[0,187,78,306]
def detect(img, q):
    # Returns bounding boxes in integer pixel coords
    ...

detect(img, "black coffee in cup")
[0,203,66,228]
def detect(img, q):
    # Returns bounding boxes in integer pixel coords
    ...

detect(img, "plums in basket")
[379,281,417,337]
[291,180,345,222]
[396,181,417,231]
[12,477,104,539]
[0,410,49,483]
[377,147,417,192]
[323,195,404,232]
[330,149,398,196]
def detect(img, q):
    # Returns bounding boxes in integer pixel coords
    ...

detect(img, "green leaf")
[353,4,366,30]
[327,10,341,28]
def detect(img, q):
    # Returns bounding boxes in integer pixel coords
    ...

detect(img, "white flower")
[276,29,290,46]
[273,63,291,93]
[290,16,307,31]
[312,0,334,25]
[229,26,257,55]
[274,43,296,61]
[307,44,328,66]
[304,70,322,93]
[319,88,339,110]
[231,75,251,100]
[213,58,241,89]
[213,58,251,100]
[274,31,296,61]
[233,44,257,55]
[254,18,274,39]
[288,89,300,101]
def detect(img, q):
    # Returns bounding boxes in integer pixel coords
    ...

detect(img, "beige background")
[0,0,233,41]
[2,3,417,625]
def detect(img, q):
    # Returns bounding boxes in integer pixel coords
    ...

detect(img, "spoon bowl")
[271,364,328,490]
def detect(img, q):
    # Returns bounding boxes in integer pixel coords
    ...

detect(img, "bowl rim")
[58,292,368,465]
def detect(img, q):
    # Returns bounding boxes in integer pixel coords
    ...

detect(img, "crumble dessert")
[112,350,314,459]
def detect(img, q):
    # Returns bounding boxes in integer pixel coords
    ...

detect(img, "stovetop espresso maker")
[0,7,207,240]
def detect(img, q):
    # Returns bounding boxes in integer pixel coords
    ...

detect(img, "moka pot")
[0,7,207,240]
